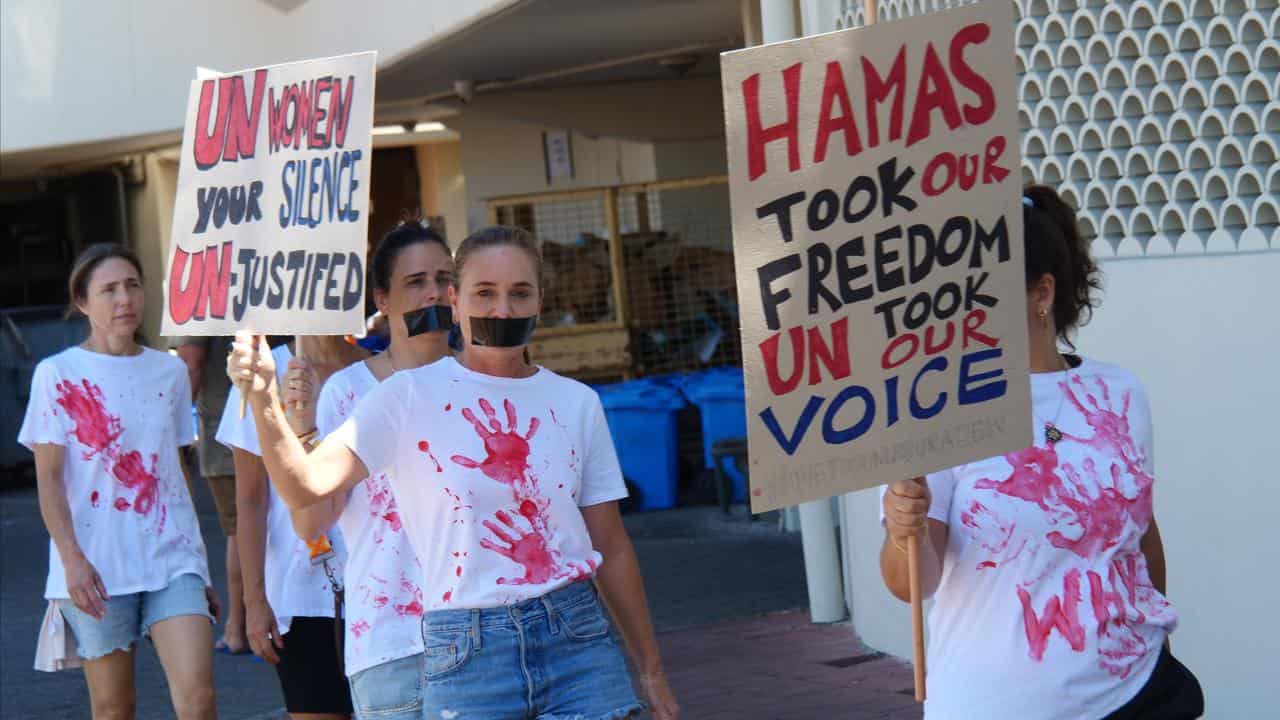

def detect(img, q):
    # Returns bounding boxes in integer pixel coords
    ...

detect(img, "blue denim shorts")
[59,573,212,660]
[421,581,644,720]
[349,653,424,720]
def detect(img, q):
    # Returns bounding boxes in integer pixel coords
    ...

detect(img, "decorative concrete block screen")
[831,0,1279,257]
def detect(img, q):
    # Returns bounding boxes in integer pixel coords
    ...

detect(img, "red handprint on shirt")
[1061,376,1153,495]
[479,509,558,586]
[1045,458,1145,559]
[450,398,587,589]
[55,378,165,528]
[450,399,541,491]
[111,450,161,516]
[55,379,123,457]
[975,378,1152,560]
[973,375,1169,674]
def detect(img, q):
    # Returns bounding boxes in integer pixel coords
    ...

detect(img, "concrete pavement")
[2,476,917,719]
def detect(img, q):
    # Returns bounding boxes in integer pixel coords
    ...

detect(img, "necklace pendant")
[1044,423,1063,445]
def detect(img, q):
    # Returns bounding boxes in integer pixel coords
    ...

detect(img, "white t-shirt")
[330,357,626,611]
[317,360,424,676]
[18,347,210,599]
[216,343,346,634]
[899,358,1177,719]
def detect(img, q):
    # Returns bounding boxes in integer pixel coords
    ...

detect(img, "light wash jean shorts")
[420,580,644,720]
[349,653,424,720]
[59,572,211,660]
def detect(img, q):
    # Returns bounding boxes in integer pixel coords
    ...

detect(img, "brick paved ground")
[2,476,916,719]
[660,611,920,720]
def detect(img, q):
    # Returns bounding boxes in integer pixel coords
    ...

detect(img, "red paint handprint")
[960,500,1024,569]
[1086,553,1176,678]
[975,445,1062,511]
[393,573,424,617]
[1045,458,1146,559]
[111,451,160,516]
[55,380,122,457]
[55,378,166,525]
[1061,376,1153,491]
[479,509,558,586]
[450,399,541,488]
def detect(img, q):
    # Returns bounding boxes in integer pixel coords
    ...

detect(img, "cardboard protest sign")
[161,52,376,337]
[721,0,1032,512]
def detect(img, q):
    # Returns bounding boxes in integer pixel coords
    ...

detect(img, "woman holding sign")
[229,226,679,720]
[279,220,455,720]
[880,186,1203,719]
[217,339,353,720]
[21,244,218,719]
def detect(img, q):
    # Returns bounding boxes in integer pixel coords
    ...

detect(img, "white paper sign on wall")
[544,130,574,182]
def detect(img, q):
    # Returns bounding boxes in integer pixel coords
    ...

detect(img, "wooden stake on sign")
[908,533,926,702]
[859,0,924,702]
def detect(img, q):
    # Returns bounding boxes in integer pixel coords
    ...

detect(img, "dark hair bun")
[1022,184,1103,347]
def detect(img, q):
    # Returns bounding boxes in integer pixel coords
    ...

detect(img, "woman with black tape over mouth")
[229,226,679,720]
[274,218,455,720]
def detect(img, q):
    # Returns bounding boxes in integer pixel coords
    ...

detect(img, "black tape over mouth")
[404,305,454,337]
[469,316,537,347]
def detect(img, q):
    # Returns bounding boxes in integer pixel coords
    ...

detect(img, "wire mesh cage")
[493,191,616,328]
[486,175,736,380]
[616,178,739,376]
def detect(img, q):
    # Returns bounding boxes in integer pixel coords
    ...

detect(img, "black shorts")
[273,616,353,715]
[1103,645,1204,720]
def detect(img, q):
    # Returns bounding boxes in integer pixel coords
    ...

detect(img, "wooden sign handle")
[908,532,926,702]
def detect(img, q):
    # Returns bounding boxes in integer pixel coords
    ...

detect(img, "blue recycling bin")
[681,367,748,502]
[596,380,687,511]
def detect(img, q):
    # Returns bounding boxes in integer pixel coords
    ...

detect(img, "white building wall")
[801,1,1279,717]
[448,113,658,236]
[0,0,514,153]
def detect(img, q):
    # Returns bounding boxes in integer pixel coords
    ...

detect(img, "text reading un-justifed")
[168,243,364,325]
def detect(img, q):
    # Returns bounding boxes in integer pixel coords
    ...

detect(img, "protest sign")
[161,52,376,337]
[721,0,1031,513]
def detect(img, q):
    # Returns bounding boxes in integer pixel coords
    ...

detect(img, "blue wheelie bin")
[681,367,748,502]
[595,380,687,511]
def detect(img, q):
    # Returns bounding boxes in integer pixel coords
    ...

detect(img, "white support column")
[759,0,800,42]
[759,0,846,624]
